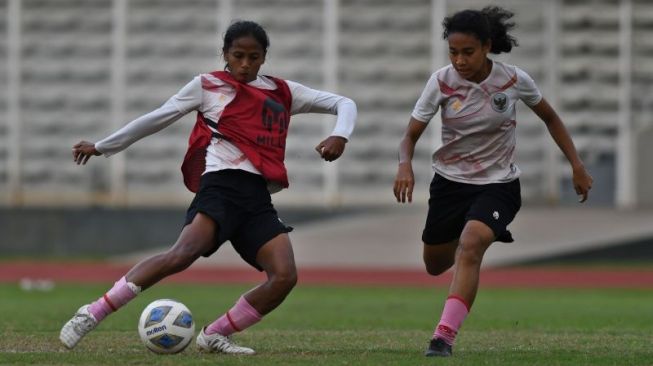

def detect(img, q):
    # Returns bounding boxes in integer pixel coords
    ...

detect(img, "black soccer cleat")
[424,337,452,357]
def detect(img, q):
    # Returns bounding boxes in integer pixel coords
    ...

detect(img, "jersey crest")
[491,92,508,113]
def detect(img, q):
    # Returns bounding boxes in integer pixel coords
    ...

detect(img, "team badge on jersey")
[491,92,508,113]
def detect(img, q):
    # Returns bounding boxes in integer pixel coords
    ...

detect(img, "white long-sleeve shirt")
[95,74,357,190]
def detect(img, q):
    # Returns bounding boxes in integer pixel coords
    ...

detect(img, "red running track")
[1,261,652,288]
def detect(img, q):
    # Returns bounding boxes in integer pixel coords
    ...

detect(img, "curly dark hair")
[442,6,518,54]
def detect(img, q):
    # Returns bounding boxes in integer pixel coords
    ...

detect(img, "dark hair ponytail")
[442,6,518,54]
[222,20,270,55]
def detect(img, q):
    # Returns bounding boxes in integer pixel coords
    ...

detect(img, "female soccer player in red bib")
[393,7,593,357]
[60,20,357,355]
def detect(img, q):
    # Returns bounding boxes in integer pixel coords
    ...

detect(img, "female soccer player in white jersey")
[60,20,357,355]
[393,7,593,357]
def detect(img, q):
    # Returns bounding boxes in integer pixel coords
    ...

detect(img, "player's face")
[224,36,266,83]
[447,32,491,83]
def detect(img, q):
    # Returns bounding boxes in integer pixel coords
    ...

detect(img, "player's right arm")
[394,118,428,203]
[72,77,202,165]
[394,72,440,203]
[72,141,102,165]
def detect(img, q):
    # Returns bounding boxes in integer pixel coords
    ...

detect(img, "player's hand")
[572,165,593,203]
[72,140,101,165]
[315,136,347,162]
[393,162,415,203]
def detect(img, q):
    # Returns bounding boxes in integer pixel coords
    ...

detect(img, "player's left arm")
[529,98,593,202]
[287,80,357,162]
[314,96,355,161]
[312,95,355,162]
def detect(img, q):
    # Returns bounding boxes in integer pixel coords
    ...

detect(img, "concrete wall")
[0,207,364,256]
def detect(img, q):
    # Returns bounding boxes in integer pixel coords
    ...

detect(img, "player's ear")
[482,39,492,54]
[222,47,230,63]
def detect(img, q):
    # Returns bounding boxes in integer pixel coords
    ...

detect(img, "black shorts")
[184,169,293,271]
[422,173,521,245]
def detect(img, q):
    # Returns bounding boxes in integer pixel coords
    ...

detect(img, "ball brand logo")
[491,92,508,113]
[146,325,167,336]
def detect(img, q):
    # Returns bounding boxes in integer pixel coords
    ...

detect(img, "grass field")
[1,282,652,365]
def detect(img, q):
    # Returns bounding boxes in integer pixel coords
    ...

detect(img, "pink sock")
[88,276,140,322]
[433,295,470,346]
[205,296,262,336]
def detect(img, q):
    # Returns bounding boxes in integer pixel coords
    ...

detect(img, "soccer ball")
[138,299,195,354]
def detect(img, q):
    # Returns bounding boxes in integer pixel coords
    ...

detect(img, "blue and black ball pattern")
[173,311,193,328]
[150,333,185,349]
[144,306,172,327]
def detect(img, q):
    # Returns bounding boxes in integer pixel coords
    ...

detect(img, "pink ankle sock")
[88,276,140,322]
[205,296,262,336]
[433,295,470,345]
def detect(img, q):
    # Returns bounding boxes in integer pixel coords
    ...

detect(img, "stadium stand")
[0,0,651,207]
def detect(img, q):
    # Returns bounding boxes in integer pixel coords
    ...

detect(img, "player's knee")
[423,247,455,276]
[424,260,453,276]
[457,239,485,267]
[269,267,297,294]
[164,243,204,272]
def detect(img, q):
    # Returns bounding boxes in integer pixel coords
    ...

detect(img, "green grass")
[1,283,652,365]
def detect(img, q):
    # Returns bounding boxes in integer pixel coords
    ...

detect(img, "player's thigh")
[422,173,477,245]
[465,179,521,243]
[232,209,294,271]
[169,212,219,259]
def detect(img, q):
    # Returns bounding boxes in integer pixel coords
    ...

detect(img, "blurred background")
[1,0,652,264]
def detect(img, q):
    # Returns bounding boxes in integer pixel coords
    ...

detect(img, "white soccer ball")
[138,299,195,354]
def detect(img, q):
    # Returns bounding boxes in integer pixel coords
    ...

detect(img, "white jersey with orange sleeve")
[411,60,542,184]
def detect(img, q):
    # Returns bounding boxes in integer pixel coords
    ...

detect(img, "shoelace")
[207,336,230,351]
